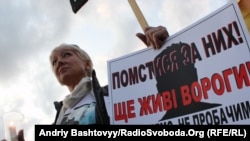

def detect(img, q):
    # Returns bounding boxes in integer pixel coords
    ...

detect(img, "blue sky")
[0,0,228,140]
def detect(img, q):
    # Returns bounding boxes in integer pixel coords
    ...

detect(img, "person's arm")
[136,25,169,50]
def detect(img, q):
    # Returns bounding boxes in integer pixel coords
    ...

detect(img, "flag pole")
[128,0,149,33]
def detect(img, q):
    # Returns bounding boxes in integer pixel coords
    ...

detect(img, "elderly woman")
[50,44,109,125]
[50,26,168,125]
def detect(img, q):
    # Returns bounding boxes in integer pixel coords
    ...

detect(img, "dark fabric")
[52,69,110,125]
[92,70,110,124]
[52,101,63,125]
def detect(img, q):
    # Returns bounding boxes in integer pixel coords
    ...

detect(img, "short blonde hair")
[50,43,93,77]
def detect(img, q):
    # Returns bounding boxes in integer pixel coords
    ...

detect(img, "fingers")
[136,26,169,49]
[136,33,147,46]
[152,26,169,49]
[144,26,155,47]
[145,26,169,49]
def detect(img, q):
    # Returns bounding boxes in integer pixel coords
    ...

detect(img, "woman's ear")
[85,60,91,70]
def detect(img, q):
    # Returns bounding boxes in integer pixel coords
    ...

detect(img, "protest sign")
[107,1,250,125]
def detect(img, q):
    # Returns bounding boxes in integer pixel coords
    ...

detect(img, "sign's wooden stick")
[238,0,250,32]
[128,0,149,33]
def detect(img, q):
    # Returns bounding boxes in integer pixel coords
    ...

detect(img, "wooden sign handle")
[238,0,250,32]
[128,0,149,33]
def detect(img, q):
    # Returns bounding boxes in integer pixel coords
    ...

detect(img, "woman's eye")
[63,52,71,57]
[52,60,57,66]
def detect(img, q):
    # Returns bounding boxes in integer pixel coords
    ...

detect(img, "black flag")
[70,0,88,13]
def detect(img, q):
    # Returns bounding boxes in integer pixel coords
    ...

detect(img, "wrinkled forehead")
[50,45,76,60]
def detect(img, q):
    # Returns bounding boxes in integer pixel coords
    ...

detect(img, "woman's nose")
[57,58,65,66]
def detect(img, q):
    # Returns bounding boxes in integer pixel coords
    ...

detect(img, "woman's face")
[50,46,89,87]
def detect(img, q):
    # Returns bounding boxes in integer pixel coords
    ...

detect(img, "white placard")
[107,1,250,125]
